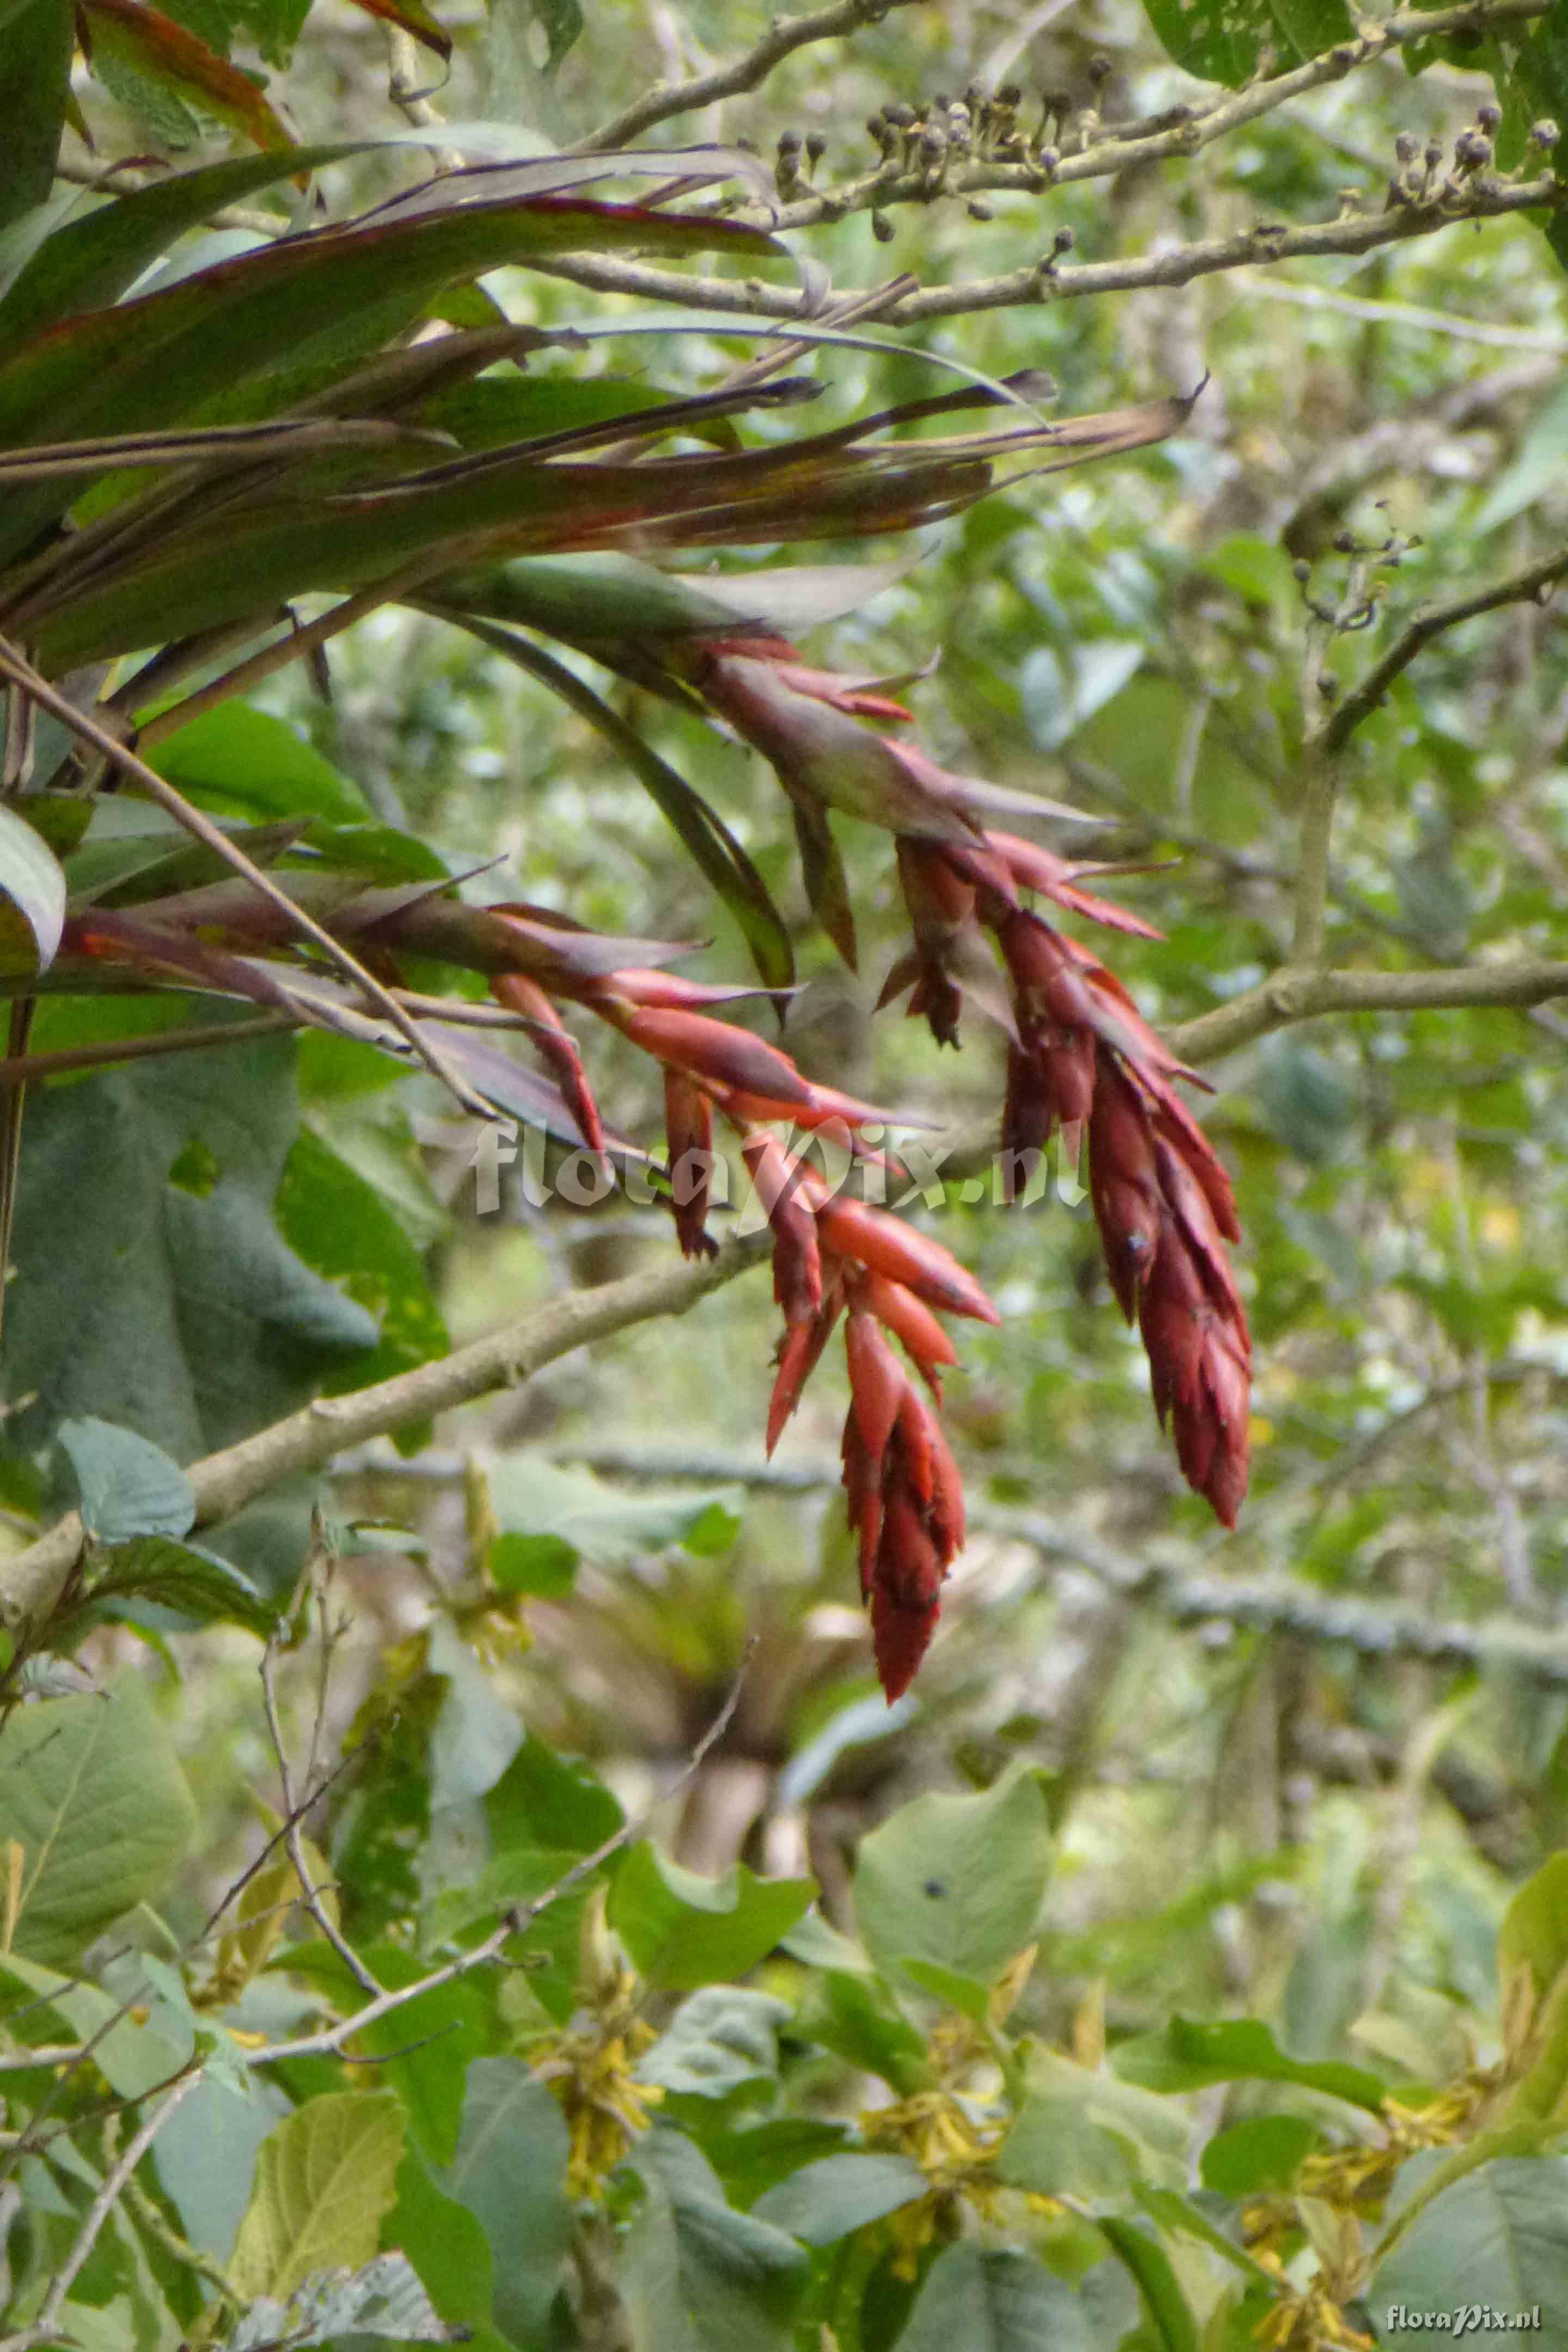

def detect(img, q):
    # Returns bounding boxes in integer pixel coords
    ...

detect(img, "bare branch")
[0,1234,771,1641]
[544,1445,1568,1687]
[250,1643,756,2068]
[572,0,929,154]
[529,171,1564,326]
[1321,538,1568,756]
[1167,957,1568,1065]
[260,1631,383,1999]
[0,2072,201,2352]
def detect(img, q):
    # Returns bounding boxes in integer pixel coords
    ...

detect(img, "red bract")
[841,1312,967,1701]
[664,1070,716,1260]
[491,971,607,1165]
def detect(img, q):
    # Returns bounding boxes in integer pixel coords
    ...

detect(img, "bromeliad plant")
[0,101,1245,1696]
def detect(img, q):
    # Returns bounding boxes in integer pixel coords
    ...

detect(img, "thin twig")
[0,2071,200,2352]
[0,634,495,1119]
[259,1632,383,1999]
[251,1642,756,2068]
[1320,539,1568,756]
[572,0,929,153]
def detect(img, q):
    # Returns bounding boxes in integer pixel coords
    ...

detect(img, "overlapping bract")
[677,633,1253,1532]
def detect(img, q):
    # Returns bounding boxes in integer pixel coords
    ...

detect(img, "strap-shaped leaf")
[454,620,795,997]
[0,804,65,978]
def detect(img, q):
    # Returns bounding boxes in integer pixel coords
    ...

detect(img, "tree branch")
[1168,958,1568,1065]
[573,0,929,154]
[0,1233,771,1641]
[528,170,1564,326]
[546,1445,1568,1687]
[1320,538,1568,756]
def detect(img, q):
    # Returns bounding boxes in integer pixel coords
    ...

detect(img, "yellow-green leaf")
[229,2090,406,2300]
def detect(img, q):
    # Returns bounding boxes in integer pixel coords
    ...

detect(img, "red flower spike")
[617,1004,817,1112]
[987,830,1164,940]
[816,1192,1000,1325]
[664,1070,716,1260]
[868,1490,946,1704]
[765,1280,844,1454]
[491,971,606,1163]
[741,1133,823,1326]
[845,1309,905,1462]
[855,1270,957,1392]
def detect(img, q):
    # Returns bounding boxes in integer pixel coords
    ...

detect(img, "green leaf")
[1200,2115,1324,2196]
[852,1766,1052,1988]
[1498,1851,1568,2005]
[751,2152,926,2246]
[58,1416,196,1541]
[486,1530,578,1597]
[624,2128,810,2352]
[638,1986,792,2101]
[899,1957,993,2024]
[150,703,372,825]
[0,1031,379,1465]
[274,1127,448,1399]
[487,1454,744,1566]
[281,1941,489,2169]
[155,2073,292,2261]
[443,2057,574,2345]
[0,0,72,234]
[1141,0,1355,87]
[794,1967,930,2096]
[1095,2217,1200,2352]
[995,2092,1137,2203]
[485,1728,624,1857]
[523,0,583,74]
[229,2090,407,2300]
[0,1949,191,2097]
[608,1843,814,1992]
[895,2245,1098,2352]
[1368,2159,1568,2347]
[0,805,66,977]
[0,1672,197,1966]
[382,2153,500,2348]
[461,622,795,996]
[212,2252,466,2348]
[1112,2017,1388,2114]
[87,1533,278,1637]
[1009,2051,1193,2191]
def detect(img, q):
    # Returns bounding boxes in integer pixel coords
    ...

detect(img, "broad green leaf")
[1199,2115,1324,2196]
[1368,2159,1568,2348]
[899,1956,993,2023]
[996,2093,1138,2203]
[1142,0,1355,87]
[853,1766,1052,1988]
[86,1533,277,1638]
[751,2152,926,2245]
[443,2057,574,2344]
[793,1966,930,2095]
[1112,2017,1387,2114]
[0,0,72,234]
[425,1619,523,1811]
[624,2129,809,2352]
[608,1843,813,1992]
[484,1729,623,1858]
[0,805,66,978]
[0,1674,195,1966]
[637,1986,791,2100]
[1014,2051,1192,2189]
[1498,1851,1568,2006]
[1472,378,1568,535]
[0,1949,191,2097]
[382,2154,501,2349]
[154,2074,293,2261]
[229,2090,406,2300]
[896,2245,1098,2352]
[275,1127,448,1400]
[151,703,371,824]
[58,1416,195,1541]
[281,1940,488,2169]
[0,1031,378,1465]
[486,1531,578,1596]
